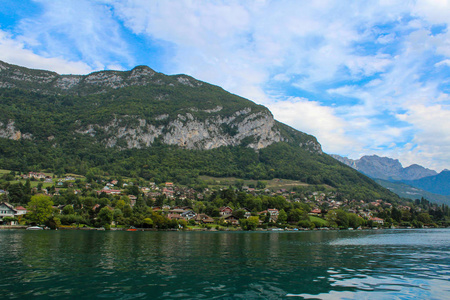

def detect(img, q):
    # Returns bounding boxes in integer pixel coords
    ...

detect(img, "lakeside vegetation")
[1,169,448,231]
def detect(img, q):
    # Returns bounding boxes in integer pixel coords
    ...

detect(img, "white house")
[0,202,18,224]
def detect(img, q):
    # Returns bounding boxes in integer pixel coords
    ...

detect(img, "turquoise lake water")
[0,229,449,299]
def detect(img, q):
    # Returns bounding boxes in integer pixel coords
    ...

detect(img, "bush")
[298,220,312,228]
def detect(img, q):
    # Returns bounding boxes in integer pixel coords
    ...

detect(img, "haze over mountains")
[332,154,450,204]
[330,154,437,181]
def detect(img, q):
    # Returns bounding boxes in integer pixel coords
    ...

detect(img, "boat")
[126,227,137,231]
[26,226,43,230]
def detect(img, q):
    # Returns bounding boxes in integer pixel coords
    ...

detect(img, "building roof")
[0,202,17,212]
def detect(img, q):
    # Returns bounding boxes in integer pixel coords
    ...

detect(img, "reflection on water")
[0,229,449,299]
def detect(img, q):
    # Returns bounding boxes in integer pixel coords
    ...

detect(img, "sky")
[0,0,449,172]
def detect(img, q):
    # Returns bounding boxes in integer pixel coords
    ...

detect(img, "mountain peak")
[332,154,437,181]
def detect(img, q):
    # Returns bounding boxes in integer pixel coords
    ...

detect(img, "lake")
[0,229,449,299]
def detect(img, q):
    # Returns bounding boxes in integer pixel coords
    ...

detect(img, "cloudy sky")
[1,0,449,171]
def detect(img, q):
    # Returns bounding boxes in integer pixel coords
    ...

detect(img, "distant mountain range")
[330,154,437,181]
[332,154,450,204]
[374,178,450,206]
[403,171,450,196]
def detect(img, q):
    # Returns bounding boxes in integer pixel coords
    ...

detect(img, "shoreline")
[1,225,446,231]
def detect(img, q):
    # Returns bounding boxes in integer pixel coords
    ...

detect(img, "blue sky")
[1,0,449,172]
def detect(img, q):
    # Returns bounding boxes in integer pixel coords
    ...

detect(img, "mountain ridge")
[0,59,321,153]
[403,171,450,196]
[0,60,398,202]
[331,154,437,181]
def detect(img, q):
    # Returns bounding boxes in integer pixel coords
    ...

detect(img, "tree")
[391,207,402,222]
[143,217,154,228]
[240,216,259,230]
[2,216,16,225]
[98,207,113,226]
[234,180,244,190]
[63,205,75,215]
[256,181,267,189]
[335,209,349,228]
[348,213,363,229]
[24,179,31,194]
[247,216,259,230]
[417,213,432,225]
[288,208,307,223]
[26,194,53,225]
[233,209,246,219]
[278,209,287,224]
[7,183,25,204]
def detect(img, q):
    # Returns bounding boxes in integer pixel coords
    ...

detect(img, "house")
[181,210,196,220]
[223,215,239,225]
[162,188,174,198]
[0,202,18,224]
[195,214,214,224]
[169,208,187,214]
[167,213,182,220]
[267,208,279,222]
[370,217,384,225]
[219,206,233,216]
[309,208,322,215]
[28,172,46,180]
[267,208,279,216]
[128,195,137,206]
[97,189,121,195]
[15,206,27,216]
[258,208,279,222]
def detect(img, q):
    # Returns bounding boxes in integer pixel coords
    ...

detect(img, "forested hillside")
[0,61,399,202]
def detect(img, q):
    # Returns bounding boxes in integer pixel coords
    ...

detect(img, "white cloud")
[390,105,450,172]
[412,0,450,25]
[267,97,357,154]
[435,59,450,67]
[14,0,134,71]
[1,0,449,170]
[377,33,396,44]
[0,30,92,74]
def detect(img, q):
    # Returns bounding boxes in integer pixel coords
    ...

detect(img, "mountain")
[403,171,450,196]
[331,154,437,181]
[374,178,450,206]
[0,60,320,152]
[331,154,449,204]
[0,60,398,201]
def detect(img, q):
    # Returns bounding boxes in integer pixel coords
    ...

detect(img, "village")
[0,171,445,230]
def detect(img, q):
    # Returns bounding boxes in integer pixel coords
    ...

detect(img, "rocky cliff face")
[0,60,321,153]
[331,154,437,181]
[74,109,284,151]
